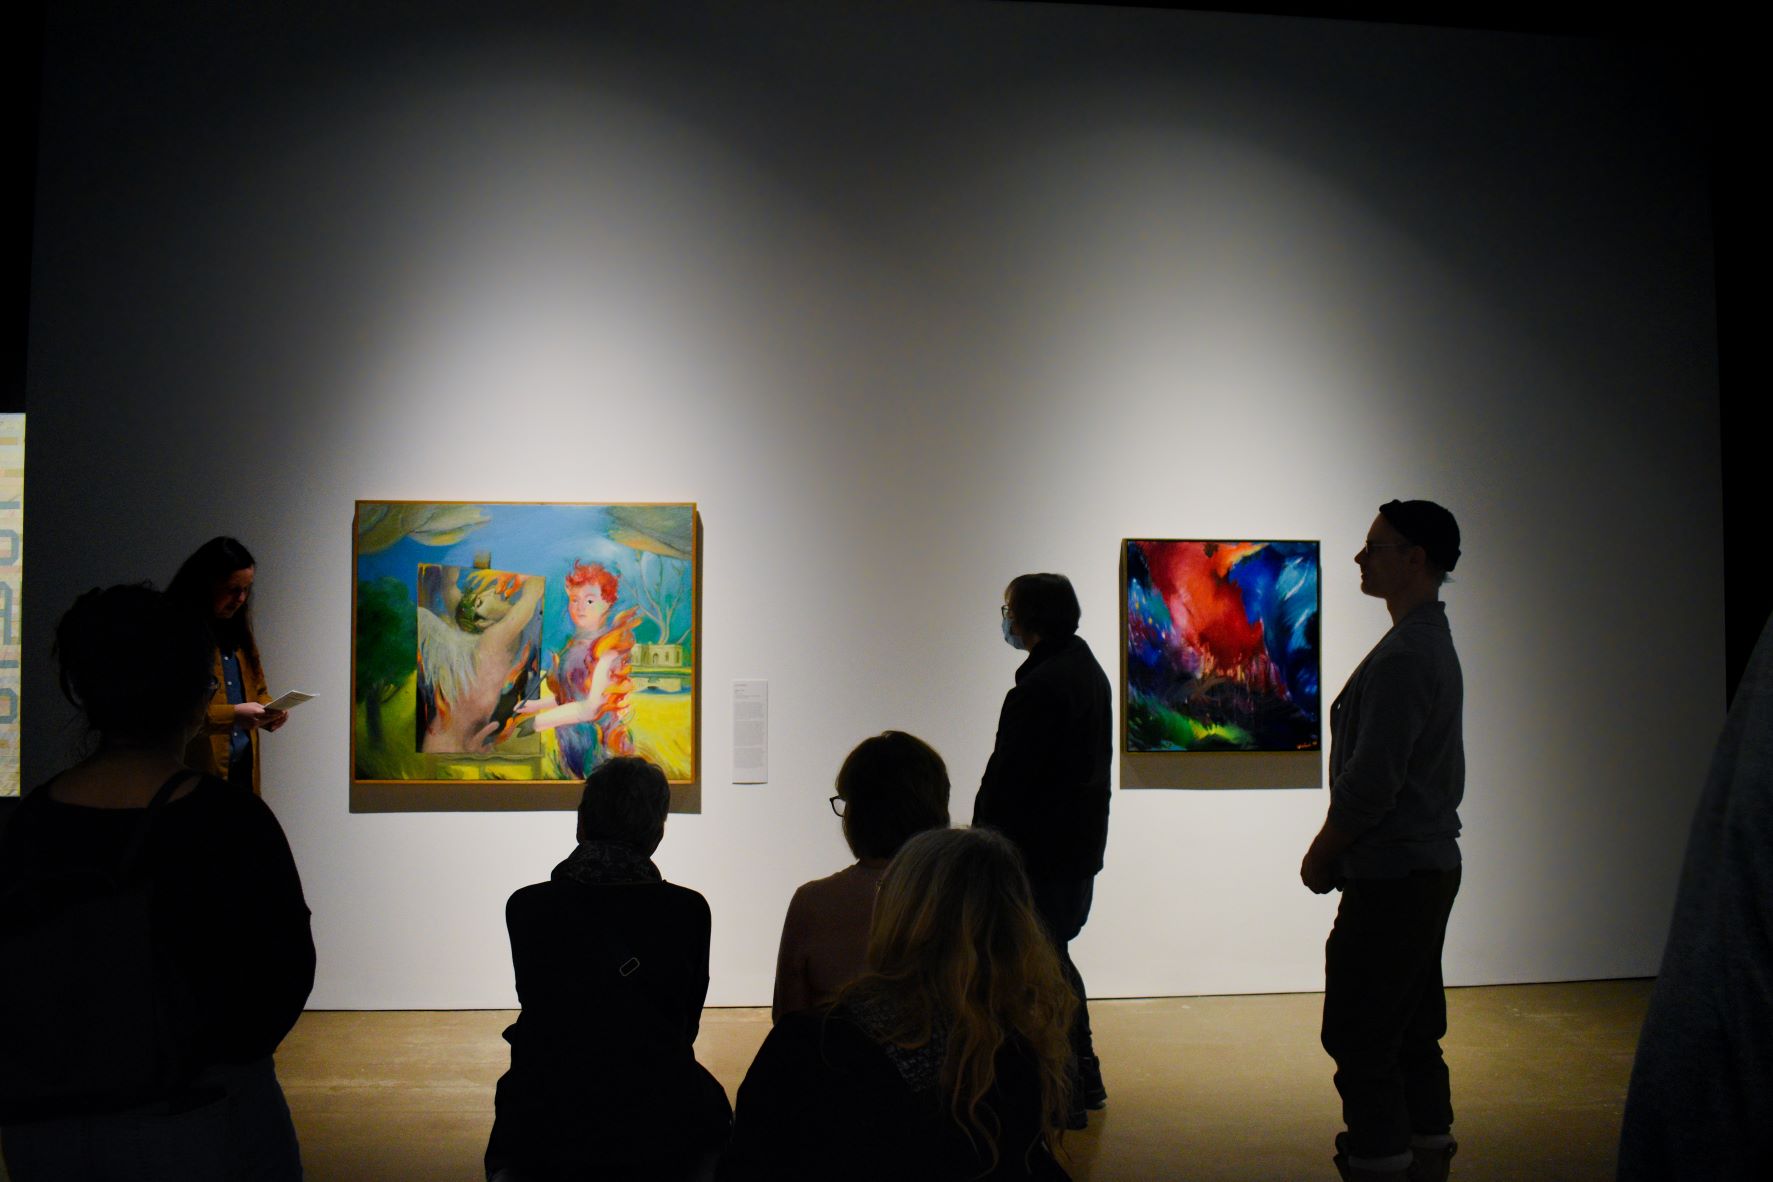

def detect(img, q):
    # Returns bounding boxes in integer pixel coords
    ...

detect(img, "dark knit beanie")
[1378,500,1461,572]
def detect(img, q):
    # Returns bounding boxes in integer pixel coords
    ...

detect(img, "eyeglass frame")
[829,794,846,817]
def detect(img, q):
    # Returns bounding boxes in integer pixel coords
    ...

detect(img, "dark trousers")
[1321,867,1461,1161]
[1030,872,1097,1078]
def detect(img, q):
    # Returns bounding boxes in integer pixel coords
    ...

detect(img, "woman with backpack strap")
[0,584,315,1181]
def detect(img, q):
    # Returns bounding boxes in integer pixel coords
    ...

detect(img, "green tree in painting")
[356,576,416,742]
[634,552,691,646]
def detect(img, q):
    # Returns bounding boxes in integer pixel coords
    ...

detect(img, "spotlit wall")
[25,1,1718,1007]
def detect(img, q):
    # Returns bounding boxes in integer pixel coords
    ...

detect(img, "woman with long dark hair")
[722,826,1076,1181]
[167,538,285,794]
[0,584,314,1180]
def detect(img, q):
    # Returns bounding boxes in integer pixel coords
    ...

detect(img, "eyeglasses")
[999,604,1012,619]
[1361,541,1416,553]
[829,794,846,817]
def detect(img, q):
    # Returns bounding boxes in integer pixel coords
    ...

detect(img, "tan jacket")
[184,639,271,794]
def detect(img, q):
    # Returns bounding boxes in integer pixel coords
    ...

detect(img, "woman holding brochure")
[169,537,297,795]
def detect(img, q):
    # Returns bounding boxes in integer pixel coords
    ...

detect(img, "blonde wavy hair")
[836,826,1077,1169]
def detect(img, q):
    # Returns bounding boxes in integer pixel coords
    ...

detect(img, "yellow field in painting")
[631,691,692,781]
[353,673,693,782]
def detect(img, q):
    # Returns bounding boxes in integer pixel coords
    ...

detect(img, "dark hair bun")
[56,584,216,742]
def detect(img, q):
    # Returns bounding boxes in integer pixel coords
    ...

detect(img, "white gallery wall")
[24,1,1720,1008]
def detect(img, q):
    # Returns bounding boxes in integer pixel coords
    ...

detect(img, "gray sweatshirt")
[1327,601,1464,878]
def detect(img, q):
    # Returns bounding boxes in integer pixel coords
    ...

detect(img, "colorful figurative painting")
[1124,539,1320,753]
[353,502,698,799]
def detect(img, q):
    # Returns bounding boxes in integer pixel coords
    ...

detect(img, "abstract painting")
[1123,539,1320,754]
[353,502,698,808]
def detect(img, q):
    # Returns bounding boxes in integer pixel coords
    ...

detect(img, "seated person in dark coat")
[720,827,1076,1182]
[485,757,731,1182]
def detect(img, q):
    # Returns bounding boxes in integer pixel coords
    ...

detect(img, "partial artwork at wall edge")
[0,414,20,799]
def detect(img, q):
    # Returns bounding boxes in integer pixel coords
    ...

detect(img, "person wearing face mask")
[972,573,1111,1129]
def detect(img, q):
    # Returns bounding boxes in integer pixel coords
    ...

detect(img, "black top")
[974,635,1114,878]
[719,1005,1069,1182]
[488,877,732,1179]
[0,773,314,1116]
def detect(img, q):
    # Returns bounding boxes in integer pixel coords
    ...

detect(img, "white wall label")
[733,680,768,783]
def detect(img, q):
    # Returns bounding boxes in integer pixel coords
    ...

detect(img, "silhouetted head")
[1377,500,1461,580]
[834,731,951,861]
[1003,573,1082,648]
[576,756,670,854]
[55,583,216,747]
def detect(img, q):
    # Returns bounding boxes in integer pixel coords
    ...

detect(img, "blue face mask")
[1001,614,1025,651]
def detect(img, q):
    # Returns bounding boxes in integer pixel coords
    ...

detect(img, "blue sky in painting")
[357,504,691,651]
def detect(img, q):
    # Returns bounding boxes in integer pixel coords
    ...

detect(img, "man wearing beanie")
[1301,500,1465,1182]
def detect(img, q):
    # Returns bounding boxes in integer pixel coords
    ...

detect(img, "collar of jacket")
[1015,633,1077,682]
[1392,600,1449,632]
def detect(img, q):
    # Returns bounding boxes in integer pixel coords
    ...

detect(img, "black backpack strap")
[115,771,197,879]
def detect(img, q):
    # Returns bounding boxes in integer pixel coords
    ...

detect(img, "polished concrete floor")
[257,979,1648,1181]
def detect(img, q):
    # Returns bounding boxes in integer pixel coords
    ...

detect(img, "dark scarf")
[551,839,663,887]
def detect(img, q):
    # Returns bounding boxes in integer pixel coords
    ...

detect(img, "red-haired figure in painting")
[518,561,641,778]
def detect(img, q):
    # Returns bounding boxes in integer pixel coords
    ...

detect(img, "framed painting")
[1123,539,1320,757]
[351,501,700,812]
